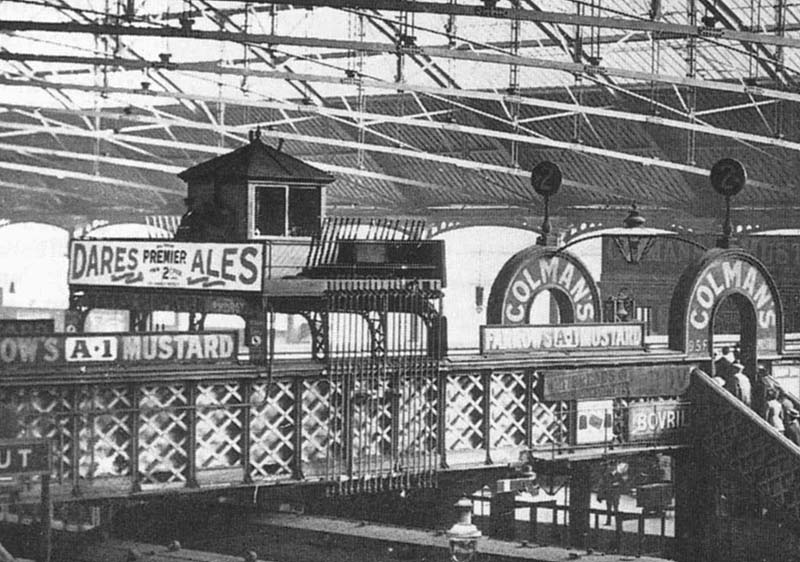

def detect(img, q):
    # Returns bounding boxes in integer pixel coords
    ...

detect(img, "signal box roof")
[178,137,335,185]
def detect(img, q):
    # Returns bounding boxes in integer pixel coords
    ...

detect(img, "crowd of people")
[712,346,800,446]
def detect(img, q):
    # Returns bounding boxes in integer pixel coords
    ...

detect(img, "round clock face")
[531,161,562,197]
[710,158,746,197]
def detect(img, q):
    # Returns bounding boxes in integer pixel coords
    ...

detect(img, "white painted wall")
[0,222,69,309]
[434,226,603,353]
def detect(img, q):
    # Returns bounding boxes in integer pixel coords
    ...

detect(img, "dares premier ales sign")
[0,332,237,369]
[69,240,264,292]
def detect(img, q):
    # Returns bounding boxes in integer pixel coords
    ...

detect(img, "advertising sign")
[0,439,51,476]
[0,331,238,370]
[68,240,264,292]
[480,323,644,354]
[684,254,778,356]
[543,364,690,401]
[628,400,690,442]
[488,249,600,325]
[574,399,614,445]
[0,319,54,336]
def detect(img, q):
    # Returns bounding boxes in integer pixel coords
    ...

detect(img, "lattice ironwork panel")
[302,378,344,478]
[692,372,800,526]
[446,374,484,452]
[0,387,75,477]
[351,373,393,477]
[0,391,24,439]
[250,380,294,480]
[490,371,526,449]
[397,374,439,473]
[196,383,243,471]
[530,372,568,447]
[138,384,188,485]
[82,386,133,478]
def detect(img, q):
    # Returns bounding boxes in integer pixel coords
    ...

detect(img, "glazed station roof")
[1,0,800,230]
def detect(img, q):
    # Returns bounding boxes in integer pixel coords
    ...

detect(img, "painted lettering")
[722,260,742,287]
[539,258,560,283]
[70,242,263,291]
[496,250,599,325]
[238,246,260,285]
[512,279,531,303]
[685,256,778,355]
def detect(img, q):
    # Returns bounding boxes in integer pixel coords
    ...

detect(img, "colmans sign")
[684,255,778,355]
[0,331,237,369]
[69,240,263,292]
[488,248,601,325]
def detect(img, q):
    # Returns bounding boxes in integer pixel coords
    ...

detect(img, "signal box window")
[289,187,320,237]
[251,184,321,237]
[255,185,286,236]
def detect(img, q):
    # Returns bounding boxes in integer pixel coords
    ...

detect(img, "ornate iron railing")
[0,364,693,503]
[690,368,800,531]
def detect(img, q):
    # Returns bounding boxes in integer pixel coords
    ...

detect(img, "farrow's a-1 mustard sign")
[0,332,238,369]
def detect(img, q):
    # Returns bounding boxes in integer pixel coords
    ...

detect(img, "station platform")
[242,512,672,562]
[69,540,268,562]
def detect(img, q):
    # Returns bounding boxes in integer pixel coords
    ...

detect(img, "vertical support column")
[355,11,366,169]
[437,371,448,469]
[38,472,51,562]
[525,370,535,450]
[129,382,141,493]
[674,449,714,562]
[391,371,402,473]
[568,461,592,548]
[490,491,516,540]
[395,10,407,84]
[572,0,583,143]
[241,381,253,484]
[508,0,520,168]
[186,381,198,488]
[685,0,697,164]
[342,370,354,492]
[292,376,305,480]
[70,387,81,497]
[482,372,492,465]
[304,311,329,362]
[775,0,786,137]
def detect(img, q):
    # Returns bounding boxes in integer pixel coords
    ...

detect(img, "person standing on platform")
[715,348,734,385]
[599,462,628,525]
[765,388,785,433]
[731,362,752,408]
[785,409,800,446]
[779,388,795,421]
[710,351,726,386]
[754,365,770,415]
[724,346,737,364]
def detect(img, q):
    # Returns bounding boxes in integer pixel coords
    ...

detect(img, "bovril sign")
[685,256,778,355]
[489,248,601,325]
[0,332,237,369]
[69,240,263,292]
[628,401,690,442]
